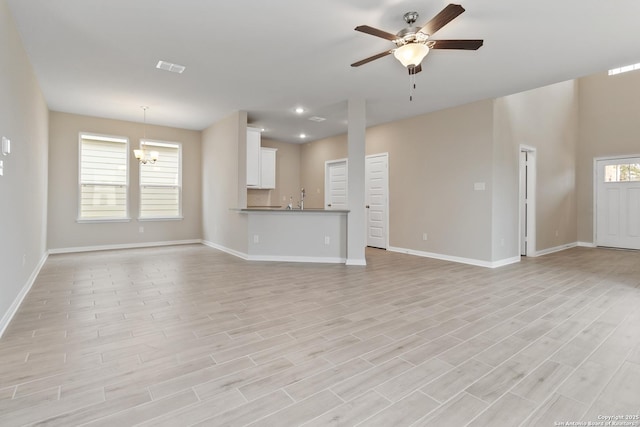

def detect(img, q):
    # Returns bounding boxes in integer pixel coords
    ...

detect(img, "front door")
[596,157,640,250]
[366,153,388,249]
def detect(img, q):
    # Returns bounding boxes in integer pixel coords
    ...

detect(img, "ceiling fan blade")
[354,25,399,41]
[408,64,422,75]
[429,39,483,50]
[419,4,465,36]
[351,50,393,67]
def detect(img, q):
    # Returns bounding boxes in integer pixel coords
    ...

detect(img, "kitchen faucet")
[298,188,305,210]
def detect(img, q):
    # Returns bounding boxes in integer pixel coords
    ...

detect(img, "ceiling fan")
[351,3,483,75]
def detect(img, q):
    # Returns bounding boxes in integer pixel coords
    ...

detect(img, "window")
[608,62,640,76]
[78,133,129,221]
[604,163,640,182]
[139,140,182,219]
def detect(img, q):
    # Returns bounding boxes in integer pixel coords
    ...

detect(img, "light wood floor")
[1,245,639,426]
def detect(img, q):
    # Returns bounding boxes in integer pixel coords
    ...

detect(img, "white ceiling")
[6,0,640,143]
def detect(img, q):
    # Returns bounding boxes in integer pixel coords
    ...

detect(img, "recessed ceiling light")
[295,107,305,114]
[299,133,307,139]
[156,60,186,74]
[308,116,326,122]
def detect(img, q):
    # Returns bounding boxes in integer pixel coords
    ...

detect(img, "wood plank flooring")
[1,244,639,426]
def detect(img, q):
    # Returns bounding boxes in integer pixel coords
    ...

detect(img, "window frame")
[137,139,183,221]
[77,132,131,223]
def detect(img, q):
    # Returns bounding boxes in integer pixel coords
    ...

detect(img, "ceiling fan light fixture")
[393,43,429,68]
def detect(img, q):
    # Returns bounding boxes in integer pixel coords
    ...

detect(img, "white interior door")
[366,153,388,249]
[325,159,348,210]
[596,157,640,250]
[519,151,528,256]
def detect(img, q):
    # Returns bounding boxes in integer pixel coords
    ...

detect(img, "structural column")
[346,98,367,265]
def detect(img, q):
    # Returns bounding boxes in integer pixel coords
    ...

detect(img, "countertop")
[239,207,350,213]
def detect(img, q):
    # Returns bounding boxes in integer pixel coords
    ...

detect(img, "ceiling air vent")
[308,116,326,122]
[156,60,186,74]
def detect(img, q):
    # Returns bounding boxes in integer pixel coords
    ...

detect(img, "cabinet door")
[246,128,261,187]
[260,148,277,189]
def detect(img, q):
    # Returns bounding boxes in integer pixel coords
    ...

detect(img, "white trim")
[533,242,578,257]
[0,252,48,338]
[137,216,184,222]
[249,255,347,264]
[593,154,640,247]
[48,239,201,255]
[201,240,249,260]
[577,241,597,248]
[346,258,367,266]
[519,145,537,257]
[388,246,520,269]
[76,218,131,223]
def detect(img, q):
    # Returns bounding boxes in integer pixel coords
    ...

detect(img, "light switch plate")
[1,137,10,156]
[474,182,486,191]
[0,159,3,176]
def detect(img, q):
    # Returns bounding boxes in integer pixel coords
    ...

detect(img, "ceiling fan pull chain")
[409,73,416,101]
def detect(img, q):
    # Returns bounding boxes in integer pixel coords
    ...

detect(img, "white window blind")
[139,140,181,219]
[79,134,128,220]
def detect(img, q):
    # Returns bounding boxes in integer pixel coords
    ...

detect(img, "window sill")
[138,216,184,222]
[76,218,131,224]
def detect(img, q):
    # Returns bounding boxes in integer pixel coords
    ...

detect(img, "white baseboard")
[387,246,520,269]
[0,251,48,338]
[533,242,578,257]
[249,255,347,264]
[202,240,349,264]
[201,240,249,260]
[346,258,367,266]
[577,241,596,248]
[48,239,201,255]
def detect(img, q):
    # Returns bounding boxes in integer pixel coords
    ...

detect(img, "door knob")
[327,204,332,207]
[366,205,370,208]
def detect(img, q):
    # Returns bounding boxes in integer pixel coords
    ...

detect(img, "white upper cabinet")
[246,128,261,187]
[260,147,277,189]
[246,128,277,189]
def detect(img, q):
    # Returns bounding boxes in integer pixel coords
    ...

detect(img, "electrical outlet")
[500,238,505,247]
[253,234,259,243]
[139,226,144,233]
[422,233,428,241]
[324,236,330,245]
[22,254,26,266]
[555,230,559,237]
[0,160,3,176]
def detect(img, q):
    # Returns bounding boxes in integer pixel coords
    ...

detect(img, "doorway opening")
[519,146,536,256]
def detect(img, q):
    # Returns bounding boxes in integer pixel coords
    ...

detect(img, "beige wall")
[47,112,202,250]
[577,71,640,243]
[0,0,49,329]
[247,138,301,208]
[300,101,495,262]
[300,135,347,209]
[367,100,495,261]
[202,111,248,253]
[298,82,580,263]
[494,80,579,254]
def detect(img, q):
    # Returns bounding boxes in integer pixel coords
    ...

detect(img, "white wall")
[0,0,49,333]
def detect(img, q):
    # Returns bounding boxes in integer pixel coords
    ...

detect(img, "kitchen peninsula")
[239,208,349,263]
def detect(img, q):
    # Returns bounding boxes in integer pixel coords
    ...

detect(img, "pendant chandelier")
[133,106,159,165]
